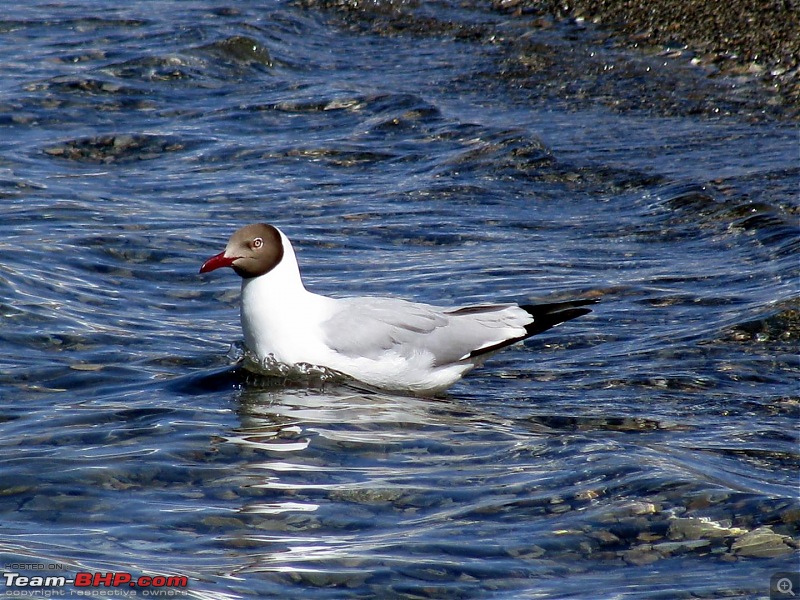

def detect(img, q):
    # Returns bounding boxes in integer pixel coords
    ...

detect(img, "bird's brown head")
[199,223,284,279]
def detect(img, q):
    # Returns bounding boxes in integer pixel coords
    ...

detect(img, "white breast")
[239,232,335,366]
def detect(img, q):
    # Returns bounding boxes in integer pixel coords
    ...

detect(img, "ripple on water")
[0,0,796,597]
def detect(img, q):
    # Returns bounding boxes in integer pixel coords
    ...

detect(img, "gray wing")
[321,297,533,366]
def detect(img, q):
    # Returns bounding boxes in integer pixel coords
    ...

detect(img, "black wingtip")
[519,298,597,337]
[464,297,597,360]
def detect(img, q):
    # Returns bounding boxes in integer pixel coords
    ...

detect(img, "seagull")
[200,223,595,394]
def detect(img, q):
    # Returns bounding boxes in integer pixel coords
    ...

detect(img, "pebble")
[621,547,660,566]
[201,515,247,529]
[69,363,105,371]
[731,526,796,558]
[202,35,272,67]
[42,134,187,163]
[651,539,711,555]
[590,530,621,545]
[668,517,744,540]
[507,545,546,559]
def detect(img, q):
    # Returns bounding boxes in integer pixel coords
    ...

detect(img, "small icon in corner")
[773,572,800,599]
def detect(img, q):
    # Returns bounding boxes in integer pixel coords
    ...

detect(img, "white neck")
[238,230,332,364]
[247,229,306,292]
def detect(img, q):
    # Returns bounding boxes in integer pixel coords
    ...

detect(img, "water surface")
[0,1,797,598]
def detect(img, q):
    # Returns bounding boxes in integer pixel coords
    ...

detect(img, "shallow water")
[0,1,797,598]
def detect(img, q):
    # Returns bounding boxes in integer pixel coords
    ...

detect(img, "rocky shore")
[308,0,800,116]
[496,0,800,112]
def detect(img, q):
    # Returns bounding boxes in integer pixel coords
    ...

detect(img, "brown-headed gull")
[200,223,595,394]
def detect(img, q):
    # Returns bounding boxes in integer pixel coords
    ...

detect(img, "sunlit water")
[0,1,797,598]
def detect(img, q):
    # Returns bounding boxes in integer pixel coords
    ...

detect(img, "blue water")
[0,1,797,598]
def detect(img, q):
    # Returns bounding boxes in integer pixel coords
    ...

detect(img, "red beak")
[200,252,238,274]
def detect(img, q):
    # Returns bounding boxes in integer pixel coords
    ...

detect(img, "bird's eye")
[252,237,263,249]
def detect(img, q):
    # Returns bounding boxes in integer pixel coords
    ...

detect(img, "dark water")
[0,1,797,598]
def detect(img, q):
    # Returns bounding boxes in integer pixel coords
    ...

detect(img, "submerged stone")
[731,526,796,558]
[202,35,272,66]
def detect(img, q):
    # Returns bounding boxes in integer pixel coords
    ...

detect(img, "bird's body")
[201,224,594,394]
